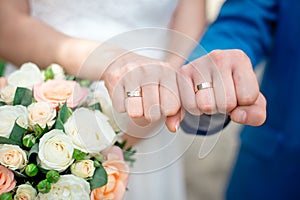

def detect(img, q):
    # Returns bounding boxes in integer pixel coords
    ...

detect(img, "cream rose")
[14,184,37,200]
[7,62,43,89]
[0,165,16,194]
[88,81,120,132]
[64,108,116,154]
[49,63,65,80]
[27,102,56,128]
[91,146,129,200]
[0,144,28,171]
[38,129,74,172]
[37,175,90,200]
[34,79,88,108]
[0,85,16,104]
[70,160,95,179]
[0,105,28,138]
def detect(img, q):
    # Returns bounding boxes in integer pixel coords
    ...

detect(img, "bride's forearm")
[0,0,126,81]
[166,0,207,67]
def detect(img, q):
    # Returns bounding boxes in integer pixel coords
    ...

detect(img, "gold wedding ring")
[126,90,142,98]
[195,82,213,92]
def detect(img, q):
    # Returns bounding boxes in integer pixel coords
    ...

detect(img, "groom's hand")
[171,49,266,127]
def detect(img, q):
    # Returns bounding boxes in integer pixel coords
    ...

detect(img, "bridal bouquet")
[0,63,134,200]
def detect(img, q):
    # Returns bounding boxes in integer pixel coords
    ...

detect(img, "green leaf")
[0,101,6,107]
[9,121,26,146]
[13,170,27,178]
[54,118,65,132]
[0,136,20,145]
[89,103,102,112]
[0,60,5,77]
[89,165,107,190]
[65,75,75,80]
[58,102,69,123]
[72,149,87,161]
[28,143,39,162]
[13,87,33,106]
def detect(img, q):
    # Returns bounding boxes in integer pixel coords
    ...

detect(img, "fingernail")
[235,110,247,123]
[175,120,180,132]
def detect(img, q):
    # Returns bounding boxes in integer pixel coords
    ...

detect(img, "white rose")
[0,144,28,170]
[38,129,74,172]
[70,160,95,179]
[0,85,16,104]
[14,184,37,200]
[89,81,120,132]
[64,108,116,154]
[8,62,43,89]
[0,105,28,138]
[27,102,56,128]
[37,175,90,200]
[50,63,65,80]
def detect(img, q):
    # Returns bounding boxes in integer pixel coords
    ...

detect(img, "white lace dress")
[29,1,187,199]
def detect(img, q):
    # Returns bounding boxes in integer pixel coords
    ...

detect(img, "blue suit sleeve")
[190,0,277,66]
[181,0,277,135]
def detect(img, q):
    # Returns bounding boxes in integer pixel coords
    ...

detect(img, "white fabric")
[28,1,187,199]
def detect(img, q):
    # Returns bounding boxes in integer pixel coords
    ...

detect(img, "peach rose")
[91,146,129,200]
[34,80,88,108]
[0,165,16,195]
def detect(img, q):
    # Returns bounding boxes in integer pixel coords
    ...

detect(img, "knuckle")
[128,111,143,118]
[209,50,227,70]
[183,102,197,111]
[232,49,251,67]
[163,104,180,116]
[239,94,257,105]
[218,99,237,113]
[199,104,216,114]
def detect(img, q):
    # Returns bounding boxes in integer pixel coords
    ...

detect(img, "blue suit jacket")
[182,0,300,159]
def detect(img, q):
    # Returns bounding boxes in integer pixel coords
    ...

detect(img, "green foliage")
[28,143,39,162]
[0,60,5,77]
[9,121,27,147]
[89,165,108,190]
[44,67,54,81]
[0,136,20,145]
[54,102,70,132]
[0,192,12,200]
[72,149,87,161]
[115,140,136,164]
[13,87,33,106]
[89,102,102,112]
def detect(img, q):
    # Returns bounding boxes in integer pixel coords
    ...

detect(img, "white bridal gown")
[28,0,188,199]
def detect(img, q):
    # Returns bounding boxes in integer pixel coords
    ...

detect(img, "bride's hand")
[102,52,181,131]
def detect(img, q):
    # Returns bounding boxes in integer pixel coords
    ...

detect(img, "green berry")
[22,134,36,148]
[46,170,60,183]
[44,67,54,80]
[33,124,43,138]
[37,180,51,194]
[94,160,101,167]
[25,163,39,177]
